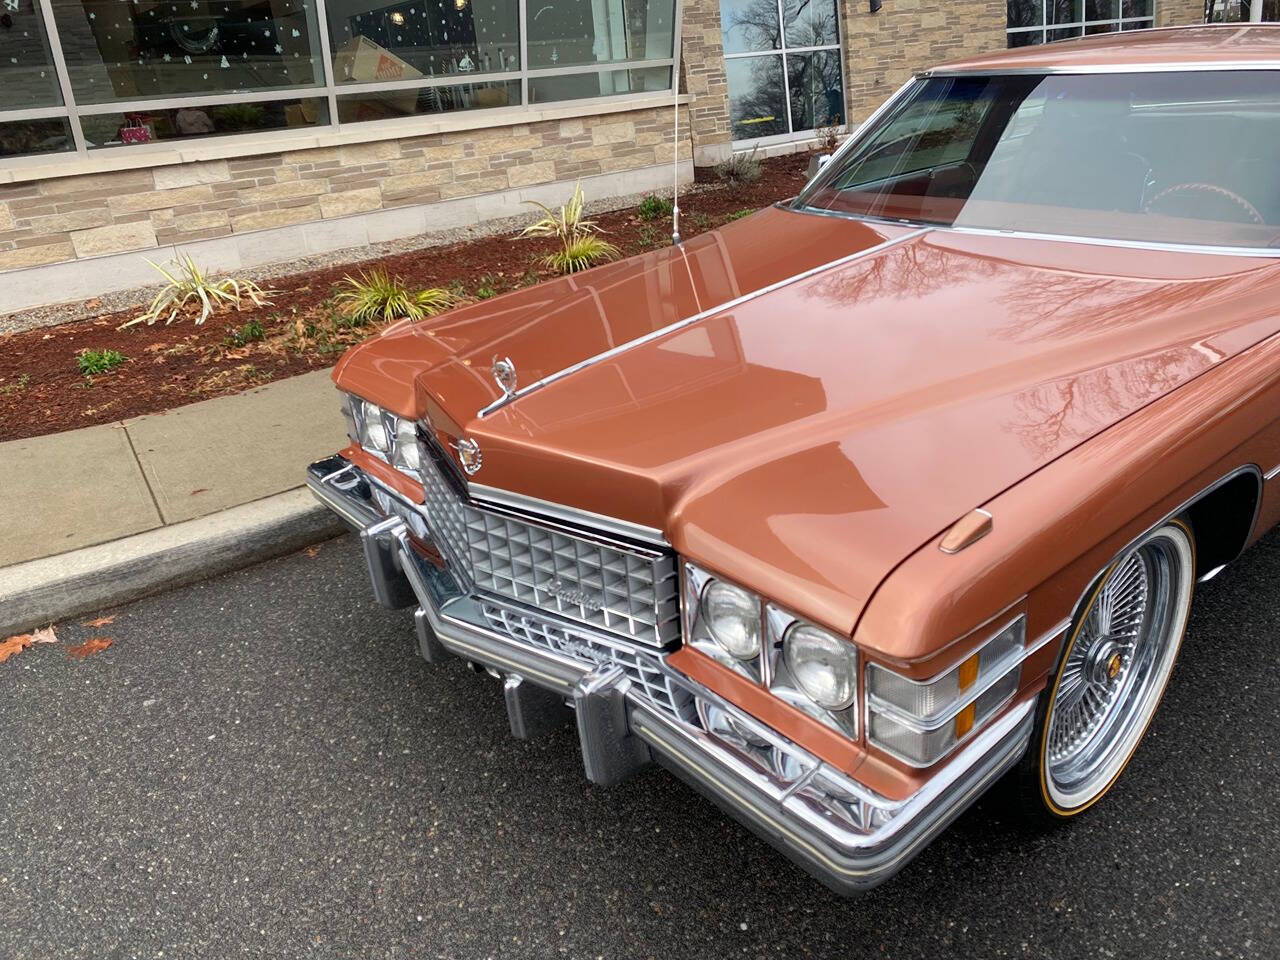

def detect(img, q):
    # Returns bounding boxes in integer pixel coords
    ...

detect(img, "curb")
[0,487,345,636]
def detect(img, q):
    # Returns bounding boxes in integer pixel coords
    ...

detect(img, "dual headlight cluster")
[341,393,421,476]
[685,562,1025,767]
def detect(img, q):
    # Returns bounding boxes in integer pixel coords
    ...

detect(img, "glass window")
[1,0,64,108]
[722,0,843,142]
[0,117,75,156]
[797,71,1280,249]
[338,79,517,120]
[79,95,328,147]
[528,65,669,103]
[49,0,324,103]
[726,55,785,139]
[325,0,520,82]
[1008,0,1154,45]
[526,0,674,70]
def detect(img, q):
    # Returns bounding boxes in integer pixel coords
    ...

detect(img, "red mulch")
[0,153,812,442]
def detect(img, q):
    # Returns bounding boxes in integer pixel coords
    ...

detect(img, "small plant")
[0,373,30,395]
[637,194,674,221]
[517,182,620,275]
[77,348,126,378]
[334,269,455,324]
[124,254,272,328]
[475,282,497,300]
[689,211,713,231]
[225,318,266,347]
[715,146,763,189]
[544,234,621,276]
[815,120,842,153]
[725,208,756,222]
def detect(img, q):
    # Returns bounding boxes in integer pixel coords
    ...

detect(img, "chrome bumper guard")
[307,454,1035,894]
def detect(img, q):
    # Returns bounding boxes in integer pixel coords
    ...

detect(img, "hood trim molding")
[474,226,933,420]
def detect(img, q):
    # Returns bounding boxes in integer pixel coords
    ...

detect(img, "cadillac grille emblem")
[545,579,604,612]
[453,437,483,476]
[491,355,518,397]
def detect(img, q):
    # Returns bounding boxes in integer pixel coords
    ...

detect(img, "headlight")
[866,616,1025,767]
[784,623,856,710]
[391,418,421,473]
[703,580,761,660]
[344,393,423,478]
[360,399,390,452]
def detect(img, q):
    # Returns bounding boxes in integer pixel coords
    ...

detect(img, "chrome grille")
[480,602,696,723]
[418,441,680,648]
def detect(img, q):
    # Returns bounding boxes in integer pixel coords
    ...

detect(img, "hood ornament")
[452,436,483,476]
[491,356,517,398]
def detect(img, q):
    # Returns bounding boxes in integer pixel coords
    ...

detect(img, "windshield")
[795,70,1280,250]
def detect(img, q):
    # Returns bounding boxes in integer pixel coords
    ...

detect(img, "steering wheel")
[1144,182,1264,225]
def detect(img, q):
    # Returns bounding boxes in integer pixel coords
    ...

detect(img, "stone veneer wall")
[0,104,687,274]
[679,0,734,166]
[1158,0,1206,26]
[840,1,1009,127]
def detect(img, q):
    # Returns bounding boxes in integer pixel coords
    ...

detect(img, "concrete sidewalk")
[0,369,349,631]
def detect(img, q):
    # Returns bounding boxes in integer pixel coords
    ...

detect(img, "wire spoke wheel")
[1042,521,1194,813]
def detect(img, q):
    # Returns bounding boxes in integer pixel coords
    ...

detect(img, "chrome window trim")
[474,226,931,419]
[1264,463,1280,481]
[920,62,1280,78]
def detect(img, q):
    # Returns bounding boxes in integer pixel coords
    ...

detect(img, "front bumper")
[306,454,1035,894]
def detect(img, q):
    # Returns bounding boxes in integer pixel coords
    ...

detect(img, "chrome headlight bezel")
[684,564,765,682]
[341,392,423,480]
[765,605,858,739]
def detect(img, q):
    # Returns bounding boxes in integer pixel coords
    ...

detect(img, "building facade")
[0,0,1204,312]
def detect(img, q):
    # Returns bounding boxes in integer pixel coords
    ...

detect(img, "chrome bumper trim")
[307,455,1036,894]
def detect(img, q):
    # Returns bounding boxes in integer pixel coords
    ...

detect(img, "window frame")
[721,0,846,146]
[0,0,682,165]
[1006,0,1157,46]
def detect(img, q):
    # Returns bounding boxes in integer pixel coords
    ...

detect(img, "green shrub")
[637,194,674,221]
[715,147,763,189]
[335,269,456,324]
[226,318,266,347]
[124,254,272,328]
[77,348,126,377]
[517,182,620,275]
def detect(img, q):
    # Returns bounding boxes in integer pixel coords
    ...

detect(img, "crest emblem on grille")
[491,355,517,398]
[452,437,483,476]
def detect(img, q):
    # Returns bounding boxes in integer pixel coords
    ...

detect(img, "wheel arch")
[1180,466,1262,580]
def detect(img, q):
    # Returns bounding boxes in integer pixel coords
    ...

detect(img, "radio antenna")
[671,75,681,245]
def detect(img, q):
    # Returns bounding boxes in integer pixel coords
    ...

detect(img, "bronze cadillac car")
[307,26,1280,893]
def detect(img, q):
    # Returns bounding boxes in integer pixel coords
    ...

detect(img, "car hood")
[334,207,1280,634]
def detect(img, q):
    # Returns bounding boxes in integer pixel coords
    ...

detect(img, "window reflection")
[325,0,520,83]
[726,55,785,139]
[50,0,324,103]
[528,65,669,103]
[338,79,517,119]
[0,0,63,107]
[787,49,842,131]
[0,117,74,156]
[526,0,674,69]
[1007,0,1153,45]
[782,0,837,47]
[80,95,328,147]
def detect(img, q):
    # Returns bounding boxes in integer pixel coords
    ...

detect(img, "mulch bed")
[0,152,812,443]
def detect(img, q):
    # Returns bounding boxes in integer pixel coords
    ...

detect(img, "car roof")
[926,24,1280,74]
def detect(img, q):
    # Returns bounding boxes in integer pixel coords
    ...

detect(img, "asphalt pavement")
[3,531,1278,959]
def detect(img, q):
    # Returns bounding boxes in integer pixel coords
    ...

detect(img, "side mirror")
[807,154,831,180]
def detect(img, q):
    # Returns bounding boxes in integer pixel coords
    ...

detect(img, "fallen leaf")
[82,615,116,628]
[67,636,113,659]
[0,634,33,664]
[29,625,58,644]
[304,545,322,558]
[190,487,209,495]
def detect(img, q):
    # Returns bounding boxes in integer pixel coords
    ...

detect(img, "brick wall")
[1158,0,1206,25]
[841,1,1008,127]
[0,105,688,273]
[680,0,734,165]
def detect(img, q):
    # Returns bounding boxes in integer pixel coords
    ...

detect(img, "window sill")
[0,91,692,186]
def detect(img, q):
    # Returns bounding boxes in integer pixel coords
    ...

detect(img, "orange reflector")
[958,653,979,690]
[955,702,976,738]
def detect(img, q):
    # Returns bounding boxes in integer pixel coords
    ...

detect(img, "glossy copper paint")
[331,33,1280,786]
